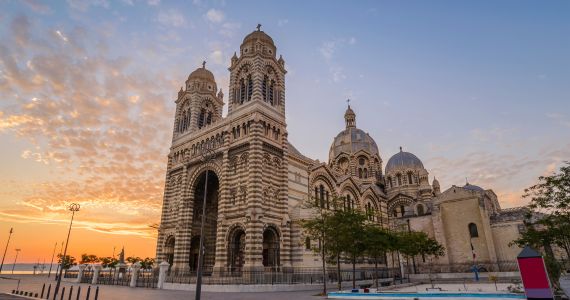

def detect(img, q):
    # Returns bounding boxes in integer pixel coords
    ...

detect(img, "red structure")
[517,246,554,300]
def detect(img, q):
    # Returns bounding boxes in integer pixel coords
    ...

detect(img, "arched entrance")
[228,227,246,272]
[262,227,280,269]
[189,236,200,271]
[190,170,219,273]
[164,236,175,267]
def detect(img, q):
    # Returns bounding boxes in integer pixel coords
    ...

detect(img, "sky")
[0,0,569,263]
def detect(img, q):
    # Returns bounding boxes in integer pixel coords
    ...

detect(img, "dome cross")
[256,23,262,31]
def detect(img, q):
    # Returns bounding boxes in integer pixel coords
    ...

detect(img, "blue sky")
[0,0,569,260]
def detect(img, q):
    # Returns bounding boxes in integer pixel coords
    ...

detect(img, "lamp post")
[195,148,216,300]
[48,242,57,278]
[11,249,21,274]
[0,228,13,274]
[53,203,80,300]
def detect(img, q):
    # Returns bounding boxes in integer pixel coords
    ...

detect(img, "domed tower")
[328,104,383,184]
[173,62,223,138]
[228,24,286,118]
[432,177,441,195]
[385,147,432,200]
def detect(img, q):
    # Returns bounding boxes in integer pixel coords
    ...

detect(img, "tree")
[334,208,367,289]
[57,254,77,270]
[99,257,119,269]
[363,225,392,288]
[80,254,99,264]
[518,162,570,259]
[300,195,339,295]
[141,257,156,269]
[396,231,445,287]
[126,256,142,264]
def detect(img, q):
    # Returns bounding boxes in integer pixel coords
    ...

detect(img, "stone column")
[157,261,170,289]
[130,262,141,288]
[76,264,87,283]
[91,264,102,285]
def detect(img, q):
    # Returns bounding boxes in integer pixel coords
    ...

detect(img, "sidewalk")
[560,275,570,298]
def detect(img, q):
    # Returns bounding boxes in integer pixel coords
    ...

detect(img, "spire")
[344,99,356,129]
[202,60,206,69]
[256,23,262,31]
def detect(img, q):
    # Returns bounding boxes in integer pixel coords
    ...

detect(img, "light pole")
[11,249,21,274]
[0,228,13,274]
[53,203,80,300]
[195,148,216,300]
[47,242,57,278]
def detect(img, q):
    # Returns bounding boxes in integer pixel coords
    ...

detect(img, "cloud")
[157,9,187,27]
[205,9,224,23]
[209,50,224,65]
[546,113,570,128]
[0,14,177,238]
[147,0,160,5]
[23,0,52,14]
[318,37,356,82]
[66,0,110,12]
[277,19,289,27]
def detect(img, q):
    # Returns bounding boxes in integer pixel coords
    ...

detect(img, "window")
[262,75,268,100]
[417,204,424,216]
[305,237,311,250]
[358,169,363,178]
[400,205,405,217]
[397,174,402,186]
[268,80,275,105]
[314,187,318,206]
[407,173,413,184]
[387,177,392,188]
[247,75,253,101]
[364,169,368,179]
[359,157,365,165]
[239,79,246,104]
[326,191,330,209]
[198,109,205,128]
[206,112,212,125]
[468,223,479,238]
[319,185,325,208]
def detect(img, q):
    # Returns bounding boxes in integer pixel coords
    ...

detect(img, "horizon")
[1,0,569,263]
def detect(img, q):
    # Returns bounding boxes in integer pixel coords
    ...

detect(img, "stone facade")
[156,27,527,273]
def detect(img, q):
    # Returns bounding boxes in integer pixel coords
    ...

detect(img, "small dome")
[385,148,424,173]
[463,183,485,192]
[242,30,275,47]
[432,177,440,187]
[188,65,215,82]
[329,127,380,161]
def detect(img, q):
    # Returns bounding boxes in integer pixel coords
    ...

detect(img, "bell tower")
[227,24,286,118]
[173,62,224,139]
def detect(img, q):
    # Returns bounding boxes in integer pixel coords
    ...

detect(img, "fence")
[166,267,402,285]
[413,260,519,274]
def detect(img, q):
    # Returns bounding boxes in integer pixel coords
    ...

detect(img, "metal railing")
[166,267,401,285]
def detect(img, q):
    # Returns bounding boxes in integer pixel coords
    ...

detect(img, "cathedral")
[156,26,527,274]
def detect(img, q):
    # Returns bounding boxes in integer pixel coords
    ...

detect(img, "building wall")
[491,222,523,261]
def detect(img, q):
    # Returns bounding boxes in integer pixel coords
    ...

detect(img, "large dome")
[385,149,424,173]
[329,128,379,160]
[463,183,485,192]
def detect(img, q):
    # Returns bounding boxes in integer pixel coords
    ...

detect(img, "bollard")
[35,293,39,297]
[41,283,46,298]
[94,286,99,300]
[11,290,15,294]
[76,286,81,300]
[46,284,52,299]
[24,292,28,296]
[60,286,65,300]
[68,286,73,300]
[86,286,91,300]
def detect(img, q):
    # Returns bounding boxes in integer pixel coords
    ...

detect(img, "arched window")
[468,223,479,238]
[319,185,325,208]
[247,75,253,101]
[206,112,212,125]
[417,204,425,216]
[345,194,351,211]
[239,79,246,104]
[397,174,402,186]
[326,191,330,209]
[262,75,268,100]
[407,173,413,184]
[359,157,365,165]
[358,169,363,178]
[305,237,311,250]
[364,169,368,179]
[268,80,275,105]
[387,177,392,188]
[400,205,405,217]
[314,187,318,206]
[198,109,206,129]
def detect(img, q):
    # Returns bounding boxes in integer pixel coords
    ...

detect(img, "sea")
[0,263,57,275]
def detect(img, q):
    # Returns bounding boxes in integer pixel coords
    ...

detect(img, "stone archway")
[190,170,220,273]
[227,227,246,272]
[262,227,280,268]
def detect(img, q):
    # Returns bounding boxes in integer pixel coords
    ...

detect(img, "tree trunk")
[337,254,341,291]
[374,258,379,289]
[352,256,356,289]
[321,238,327,295]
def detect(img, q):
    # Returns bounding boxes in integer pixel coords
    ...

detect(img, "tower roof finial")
[202,60,206,68]
[256,23,262,31]
[400,146,403,152]
[346,98,351,108]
